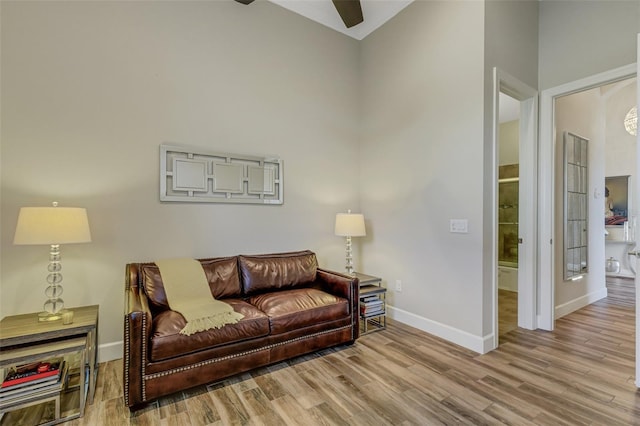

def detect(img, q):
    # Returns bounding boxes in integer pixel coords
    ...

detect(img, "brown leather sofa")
[124,250,359,409]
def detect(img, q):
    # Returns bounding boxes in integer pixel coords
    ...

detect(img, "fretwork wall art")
[160,144,283,204]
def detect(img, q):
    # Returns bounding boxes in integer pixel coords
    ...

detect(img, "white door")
[635,33,640,388]
[516,94,537,330]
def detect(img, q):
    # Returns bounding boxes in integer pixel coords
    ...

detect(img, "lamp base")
[344,235,355,276]
[38,311,63,322]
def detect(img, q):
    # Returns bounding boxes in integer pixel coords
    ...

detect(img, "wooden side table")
[0,305,98,424]
[354,273,387,334]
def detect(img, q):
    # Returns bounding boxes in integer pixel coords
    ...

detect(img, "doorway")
[539,64,637,332]
[539,64,640,388]
[491,68,538,351]
[497,92,520,339]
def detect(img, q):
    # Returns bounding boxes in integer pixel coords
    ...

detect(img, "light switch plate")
[450,219,468,233]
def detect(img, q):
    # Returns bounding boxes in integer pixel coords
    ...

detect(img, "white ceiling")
[268,0,414,40]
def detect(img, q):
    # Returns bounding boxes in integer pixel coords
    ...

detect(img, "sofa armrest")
[316,268,358,298]
[124,263,152,408]
[316,268,359,340]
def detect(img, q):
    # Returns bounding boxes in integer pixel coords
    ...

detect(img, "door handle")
[628,250,640,257]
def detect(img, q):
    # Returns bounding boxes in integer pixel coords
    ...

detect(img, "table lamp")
[14,202,92,322]
[335,210,366,275]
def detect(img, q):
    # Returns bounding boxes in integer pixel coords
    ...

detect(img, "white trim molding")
[98,341,123,363]
[387,305,490,354]
[554,287,608,319]
[635,34,640,389]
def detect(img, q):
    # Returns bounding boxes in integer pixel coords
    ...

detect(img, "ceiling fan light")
[624,106,637,136]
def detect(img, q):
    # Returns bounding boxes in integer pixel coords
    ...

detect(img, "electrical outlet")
[395,280,402,292]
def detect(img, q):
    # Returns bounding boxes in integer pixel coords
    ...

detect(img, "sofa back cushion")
[238,250,318,296]
[141,256,242,311]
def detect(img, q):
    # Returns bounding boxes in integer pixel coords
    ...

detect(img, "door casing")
[634,35,639,388]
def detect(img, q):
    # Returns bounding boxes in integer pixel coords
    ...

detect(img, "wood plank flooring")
[17,279,640,425]
[498,289,518,338]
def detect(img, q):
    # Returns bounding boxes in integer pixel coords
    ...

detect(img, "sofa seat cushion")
[249,288,349,335]
[149,299,269,362]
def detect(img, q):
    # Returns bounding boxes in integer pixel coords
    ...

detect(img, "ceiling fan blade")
[235,0,255,5]
[332,0,364,28]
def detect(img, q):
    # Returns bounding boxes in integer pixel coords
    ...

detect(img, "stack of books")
[360,296,384,317]
[0,358,66,400]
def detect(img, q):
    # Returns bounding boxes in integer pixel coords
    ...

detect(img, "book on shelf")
[361,295,380,302]
[360,300,383,308]
[360,305,385,315]
[1,358,64,389]
[0,361,67,400]
[362,309,385,317]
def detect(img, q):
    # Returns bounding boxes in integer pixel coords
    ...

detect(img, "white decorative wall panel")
[248,166,275,195]
[160,144,283,204]
[173,158,208,192]
[213,163,244,193]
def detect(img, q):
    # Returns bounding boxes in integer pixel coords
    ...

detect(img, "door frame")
[635,34,639,388]
[538,63,637,331]
[491,68,538,350]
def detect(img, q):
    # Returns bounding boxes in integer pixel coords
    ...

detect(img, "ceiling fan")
[235,0,364,29]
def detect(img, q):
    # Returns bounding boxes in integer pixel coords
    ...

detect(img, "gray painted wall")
[1,0,638,359]
[554,89,607,312]
[359,0,539,347]
[539,0,639,90]
[0,1,360,354]
[539,0,638,319]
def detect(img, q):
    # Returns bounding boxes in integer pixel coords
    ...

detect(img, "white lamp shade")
[14,207,92,245]
[335,212,366,237]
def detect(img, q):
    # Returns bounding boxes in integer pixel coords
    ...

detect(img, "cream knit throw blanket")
[155,258,244,336]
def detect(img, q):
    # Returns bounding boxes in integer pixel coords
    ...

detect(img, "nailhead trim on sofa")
[141,324,352,400]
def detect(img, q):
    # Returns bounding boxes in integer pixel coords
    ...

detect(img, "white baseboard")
[98,341,123,363]
[554,288,608,319]
[387,305,489,354]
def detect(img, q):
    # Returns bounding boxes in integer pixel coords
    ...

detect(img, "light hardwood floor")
[498,289,518,338]
[10,278,640,425]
